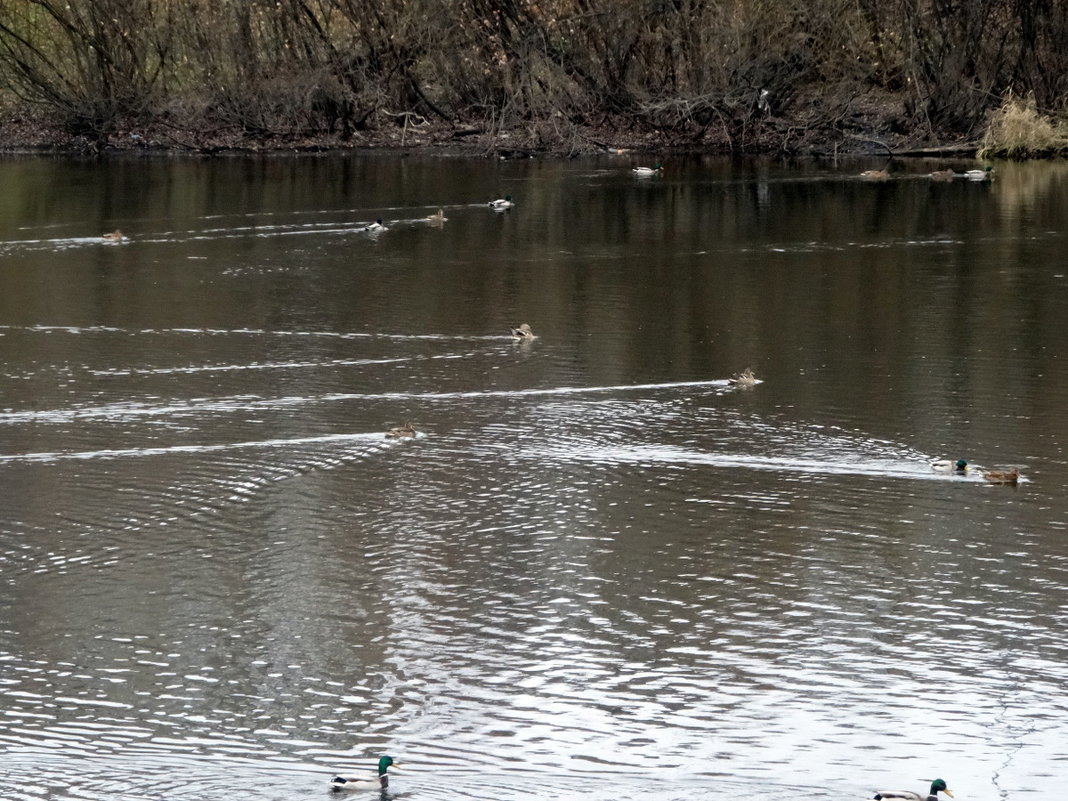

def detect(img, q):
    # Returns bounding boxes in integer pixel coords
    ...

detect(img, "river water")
[1,154,1067,801]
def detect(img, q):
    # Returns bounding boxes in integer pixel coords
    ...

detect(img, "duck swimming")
[331,755,397,791]
[385,422,417,439]
[488,196,514,209]
[874,778,953,801]
[929,459,969,473]
[632,163,662,175]
[860,169,891,180]
[101,230,126,241]
[982,467,1020,485]
[928,169,956,181]
[425,208,447,224]
[361,219,387,232]
[510,323,535,340]
[963,166,994,181]
[728,367,758,385]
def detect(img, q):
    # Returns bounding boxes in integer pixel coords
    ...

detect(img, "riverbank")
[0,90,983,160]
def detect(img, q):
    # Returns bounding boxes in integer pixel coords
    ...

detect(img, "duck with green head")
[874,778,953,801]
[331,755,397,791]
[930,459,968,473]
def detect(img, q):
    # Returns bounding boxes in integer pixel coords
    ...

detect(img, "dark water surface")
[1,154,1067,801]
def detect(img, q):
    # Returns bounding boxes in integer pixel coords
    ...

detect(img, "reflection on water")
[1,156,1067,801]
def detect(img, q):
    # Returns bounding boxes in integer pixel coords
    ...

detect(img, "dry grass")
[978,92,1068,159]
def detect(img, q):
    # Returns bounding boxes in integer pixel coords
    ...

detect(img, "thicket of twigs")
[0,0,1065,154]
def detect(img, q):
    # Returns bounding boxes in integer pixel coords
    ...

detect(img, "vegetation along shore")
[1,0,1066,158]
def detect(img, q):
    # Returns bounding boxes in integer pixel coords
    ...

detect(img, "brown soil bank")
[0,1,1065,159]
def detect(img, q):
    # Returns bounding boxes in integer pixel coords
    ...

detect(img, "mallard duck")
[982,467,1020,485]
[488,196,514,209]
[101,230,126,242]
[632,163,662,175]
[728,367,758,385]
[928,169,956,181]
[331,755,397,791]
[930,458,969,473]
[859,169,891,181]
[361,219,387,232]
[385,422,417,439]
[874,778,953,801]
[510,323,535,340]
[964,166,994,181]
[425,208,447,224]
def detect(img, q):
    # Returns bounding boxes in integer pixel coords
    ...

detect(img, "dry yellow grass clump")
[978,92,1068,159]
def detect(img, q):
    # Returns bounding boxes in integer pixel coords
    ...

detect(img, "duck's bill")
[943,791,953,798]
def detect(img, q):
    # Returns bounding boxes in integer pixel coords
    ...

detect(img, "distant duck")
[963,166,994,181]
[385,422,417,439]
[361,219,387,232]
[488,196,514,209]
[874,778,954,801]
[928,169,956,181]
[510,323,535,340]
[101,230,126,242]
[930,458,969,473]
[425,208,447,224]
[632,163,662,175]
[728,367,758,386]
[982,467,1020,485]
[331,755,397,791]
[859,169,891,181]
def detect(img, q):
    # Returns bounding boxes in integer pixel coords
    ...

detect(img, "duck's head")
[377,755,396,775]
[930,779,952,797]
[954,459,968,471]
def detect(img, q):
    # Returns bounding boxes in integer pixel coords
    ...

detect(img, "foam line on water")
[89,350,483,377]
[0,432,384,464]
[0,380,729,425]
[535,443,979,481]
[0,324,501,341]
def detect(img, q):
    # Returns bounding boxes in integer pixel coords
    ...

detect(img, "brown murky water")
[2,154,1067,800]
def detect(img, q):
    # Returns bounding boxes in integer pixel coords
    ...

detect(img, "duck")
[964,166,994,181]
[330,755,397,791]
[632,163,662,175]
[928,169,956,181]
[874,778,953,801]
[930,458,969,473]
[510,323,535,340]
[385,422,417,439]
[859,169,891,180]
[425,208,447,224]
[488,196,514,209]
[361,219,387,232]
[727,367,758,386]
[101,230,126,242]
[982,467,1020,485]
